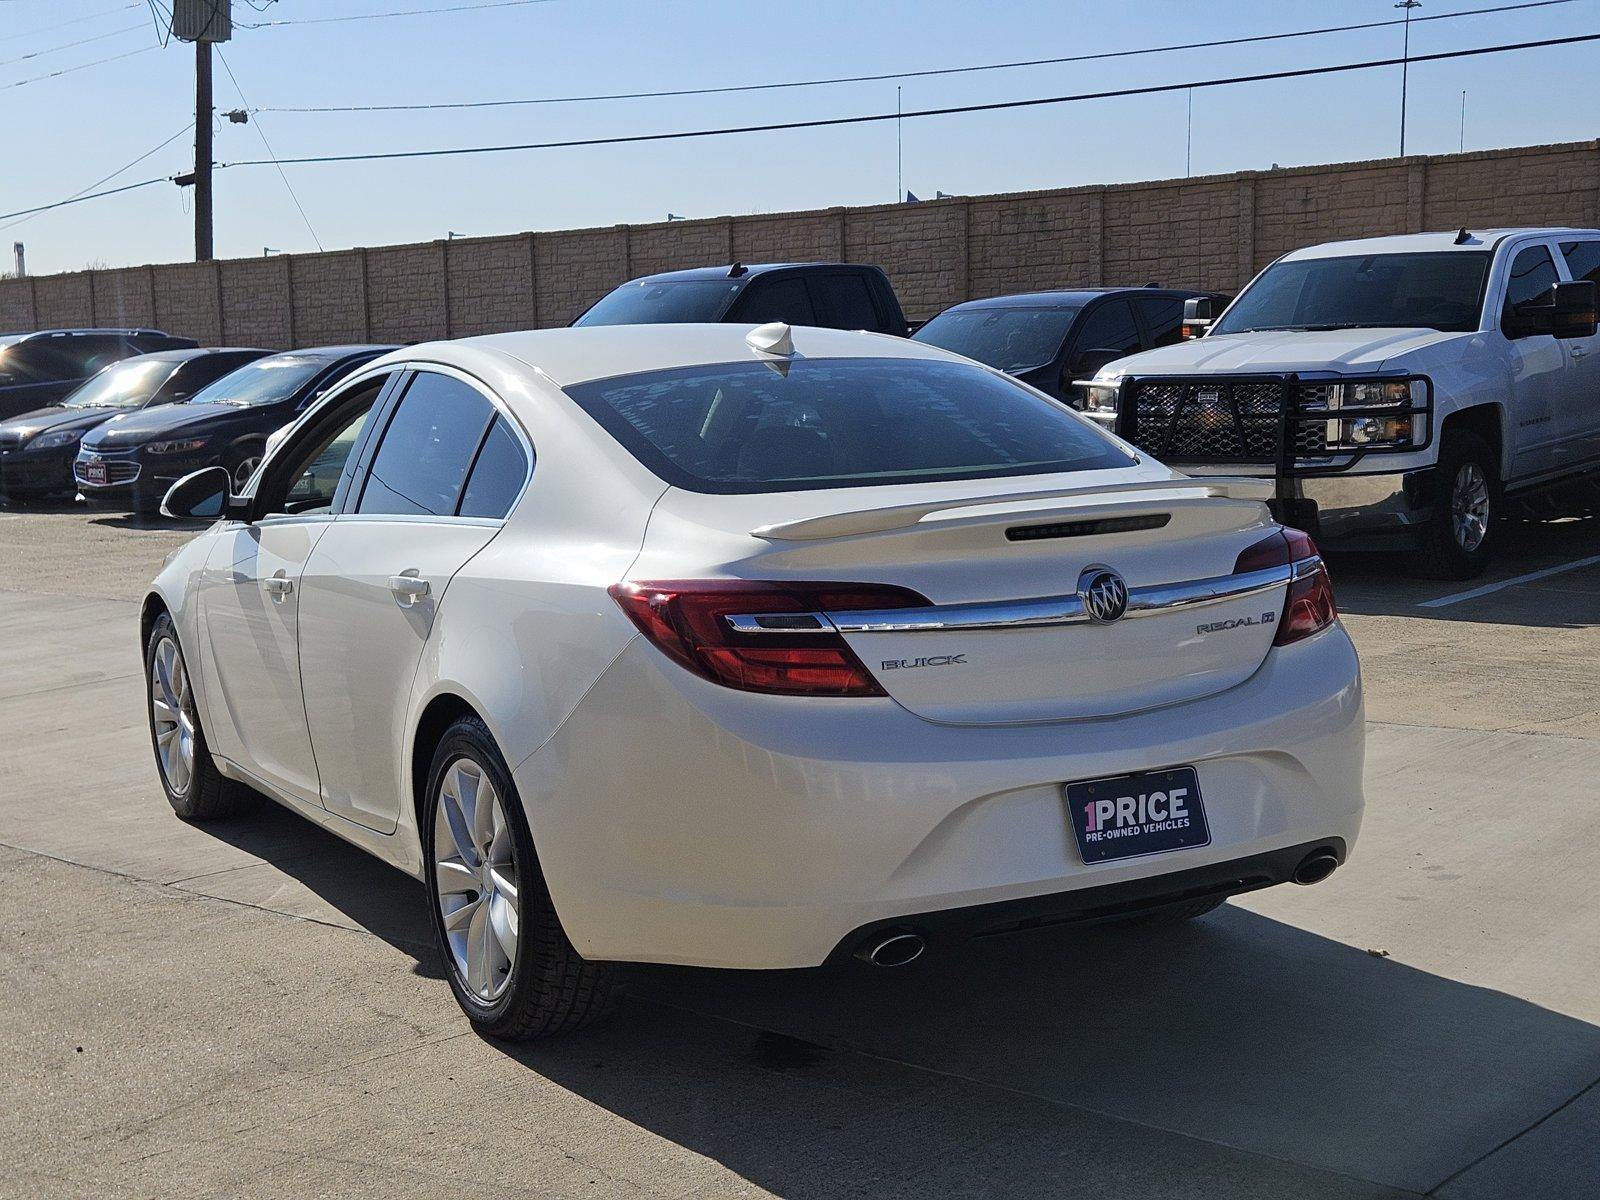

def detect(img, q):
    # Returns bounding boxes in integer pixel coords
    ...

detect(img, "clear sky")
[4,0,1598,276]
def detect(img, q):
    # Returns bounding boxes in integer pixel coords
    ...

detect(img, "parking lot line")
[1418,553,1600,609]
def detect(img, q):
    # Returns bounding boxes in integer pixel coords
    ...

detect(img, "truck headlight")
[1341,416,1414,445]
[1338,380,1412,406]
[28,429,81,450]
[1083,382,1119,413]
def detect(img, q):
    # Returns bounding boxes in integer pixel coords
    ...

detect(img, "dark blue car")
[0,348,268,500]
[76,344,394,512]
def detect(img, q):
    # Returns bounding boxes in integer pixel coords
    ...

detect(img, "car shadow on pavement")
[506,908,1600,1198]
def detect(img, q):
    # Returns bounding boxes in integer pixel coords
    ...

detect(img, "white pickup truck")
[1079,228,1600,577]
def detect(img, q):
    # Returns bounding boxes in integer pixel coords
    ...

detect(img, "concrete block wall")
[5,139,1599,347]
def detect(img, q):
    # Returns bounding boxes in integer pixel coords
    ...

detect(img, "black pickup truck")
[573,263,909,337]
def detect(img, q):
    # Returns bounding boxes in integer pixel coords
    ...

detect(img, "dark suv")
[573,263,909,336]
[0,329,198,422]
[913,288,1229,406]
[76,344,394,512]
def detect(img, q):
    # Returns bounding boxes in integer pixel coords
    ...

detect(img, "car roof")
[623,263,865,285]
[375,323,961,390]
[1282,227,1600,260]
[261,344,397,362]
[0,327,175,340]
[938,287,1213,311]
[125,346,268,364]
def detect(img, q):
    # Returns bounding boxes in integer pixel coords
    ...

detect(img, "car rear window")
[574,279,744,326]
[562,356,1134,494]
[914,306,1080,373]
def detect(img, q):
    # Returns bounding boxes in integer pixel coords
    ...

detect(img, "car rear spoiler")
[750,477,1274,541]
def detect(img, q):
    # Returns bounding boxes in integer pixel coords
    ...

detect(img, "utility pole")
[1396,0,1421,157]
[896,86,903,203]
[195,39,213,260]
[171,2,232,261]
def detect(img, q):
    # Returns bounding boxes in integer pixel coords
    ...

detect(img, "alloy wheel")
[149,636,195,796]
[433,757,520,1002]
[1451,462,1490,552]
[231,455,262,492]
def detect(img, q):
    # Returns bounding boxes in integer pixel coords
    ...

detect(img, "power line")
[2,43,156,90]
[0,177,170,225]
[0,2,141,43]
[0,21,146,68]
[252,0,1586,114]
[215,47,324,251]
[217,31,1600,170]
[237,0,562,27]
[0,123,192,233]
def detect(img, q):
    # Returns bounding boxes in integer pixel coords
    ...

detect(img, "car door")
[1558,238,1600,469]
[196,371,398,804]
[1060,297,1142,407]
[296,366,527,834]
[1498,242,1569,479]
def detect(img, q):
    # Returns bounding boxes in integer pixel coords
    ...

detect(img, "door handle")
[1572,346,1588,358]
[264,574,294,599]
[388,573,430,605]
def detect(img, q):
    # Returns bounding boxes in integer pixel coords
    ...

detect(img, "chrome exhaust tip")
[1291,850,1340,886]
[855,931,926,967]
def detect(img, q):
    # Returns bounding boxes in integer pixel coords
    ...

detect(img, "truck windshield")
[574,280,744,326]
[913,306,1081,373]
[1213,251,1491,335]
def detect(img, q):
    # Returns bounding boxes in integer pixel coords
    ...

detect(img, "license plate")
[80,460,107,486]
[1066,767,1210,863]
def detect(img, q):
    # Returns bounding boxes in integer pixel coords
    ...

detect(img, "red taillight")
[1232,527,1337,646]
[608,579,929,696]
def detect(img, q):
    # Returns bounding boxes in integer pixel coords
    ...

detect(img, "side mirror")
[161,466,245,521]
[1182,296,1215,339]
[1552,280,1598,339]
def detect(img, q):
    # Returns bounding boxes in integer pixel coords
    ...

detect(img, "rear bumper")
[516,624,1365,970]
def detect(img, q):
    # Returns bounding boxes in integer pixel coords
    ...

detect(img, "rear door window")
[357,372,495,517]
[811,274,882,331]
[563,356,1135,494]
[729,277,818,325]
[1132,295,1186,348]
[1560,240,1600,285]
[458,416,531,519]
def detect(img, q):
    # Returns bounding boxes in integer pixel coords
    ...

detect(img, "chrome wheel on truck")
[1451,461,1490,553]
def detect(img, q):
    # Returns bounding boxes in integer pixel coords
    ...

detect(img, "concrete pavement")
[3,507,1599,1197]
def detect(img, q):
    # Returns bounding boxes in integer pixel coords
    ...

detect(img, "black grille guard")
[1109,372,1435,490]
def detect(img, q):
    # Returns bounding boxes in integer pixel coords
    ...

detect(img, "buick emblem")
[1077,565,1129,624]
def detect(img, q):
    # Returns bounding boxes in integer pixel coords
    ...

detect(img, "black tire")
[1109,896,1227,928]
[422,714,614,1040]
[1419,430,1497,580]
[223,443,265,494]
[144,612,257,821]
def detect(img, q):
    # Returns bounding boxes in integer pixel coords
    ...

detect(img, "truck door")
[1558,239,1600,471]
[1498,242,1568,479]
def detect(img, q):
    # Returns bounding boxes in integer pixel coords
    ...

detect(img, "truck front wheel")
[1420,430,1496,579]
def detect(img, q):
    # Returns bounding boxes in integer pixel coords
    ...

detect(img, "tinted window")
[574,279,743,326]
[1133,295,1186,348]
[270,377,391,515]
[1502,245,1559,328]
[0,335,128,386]
[168,351,266,398]
[814,274,881,330]
[732,277,817,325]
[1070,299,1141,362]
[564,357,1135,494]
[62,357,176,409]
[913,306,1079,373]
[459,416,530,519]
[1214,252,1491,335]
[189,355,327,407]
[358,373,494,516]
[1561,241,1600,285]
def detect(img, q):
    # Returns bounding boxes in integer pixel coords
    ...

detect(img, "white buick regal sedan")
[144,322,1364,1039]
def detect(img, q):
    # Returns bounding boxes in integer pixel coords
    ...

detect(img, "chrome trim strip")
[825,563,1293,635]
[724,563,1299,636]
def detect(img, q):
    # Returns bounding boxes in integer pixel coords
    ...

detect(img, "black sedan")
[0,348,268,500]
[912,287,1227,407]
[75,344,394,512]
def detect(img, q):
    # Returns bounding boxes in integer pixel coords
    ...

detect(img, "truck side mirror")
[1552,280,1598,339]
[1181,296,1214,339]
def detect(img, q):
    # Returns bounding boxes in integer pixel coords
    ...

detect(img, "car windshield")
[1212,251,1491,335]
[913,305,1081,373]
[563,356,1135,494]
[185,356,326,406]
[574,280,744,326]
[63,357,174,409]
